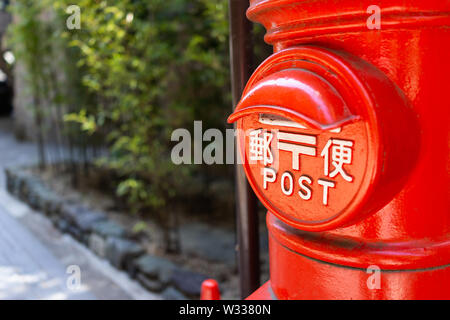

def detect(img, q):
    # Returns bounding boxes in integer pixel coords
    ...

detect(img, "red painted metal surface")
[228,0,450,299]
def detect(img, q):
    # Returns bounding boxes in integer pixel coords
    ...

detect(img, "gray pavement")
[0,117,159,299]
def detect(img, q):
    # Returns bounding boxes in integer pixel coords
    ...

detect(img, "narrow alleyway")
[0,118,158,299]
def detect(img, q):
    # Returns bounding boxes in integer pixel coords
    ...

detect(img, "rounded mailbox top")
[247,0,450,49]
[228,46,417,231]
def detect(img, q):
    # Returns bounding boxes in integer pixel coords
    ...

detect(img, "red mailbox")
[228,0,450,299]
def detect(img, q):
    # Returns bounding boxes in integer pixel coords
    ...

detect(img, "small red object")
[200,279,221,300]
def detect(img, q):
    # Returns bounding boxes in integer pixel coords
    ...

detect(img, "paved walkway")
[0,118,158,299]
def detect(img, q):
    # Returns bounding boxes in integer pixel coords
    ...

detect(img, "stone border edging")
[4,167,209,300]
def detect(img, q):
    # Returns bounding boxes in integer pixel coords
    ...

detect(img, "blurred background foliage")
[8,0,231,211]
[7,0,270,252]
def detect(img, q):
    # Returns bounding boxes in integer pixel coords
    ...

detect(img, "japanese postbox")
[228,0,450,299]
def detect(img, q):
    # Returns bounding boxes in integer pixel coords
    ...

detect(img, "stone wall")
[0,9,11,35]
[3,4,50,141]
[11,60,36,140]
[5,167,214,300]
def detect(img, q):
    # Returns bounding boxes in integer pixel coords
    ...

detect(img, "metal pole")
[228,0,260,299]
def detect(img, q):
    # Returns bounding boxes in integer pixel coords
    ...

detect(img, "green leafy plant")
[8,0,231,253]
